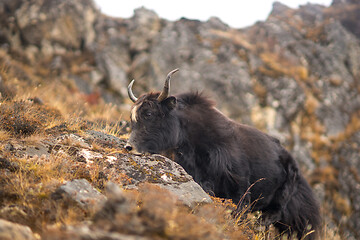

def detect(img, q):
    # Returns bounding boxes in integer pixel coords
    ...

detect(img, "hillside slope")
[0,0,359,239]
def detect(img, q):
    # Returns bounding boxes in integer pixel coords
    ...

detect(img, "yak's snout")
[124,142,133,151]
[124,141,142,155]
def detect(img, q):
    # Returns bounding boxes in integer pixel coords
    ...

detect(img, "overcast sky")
[94,0,332,28]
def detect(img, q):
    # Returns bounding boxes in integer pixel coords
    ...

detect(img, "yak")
[125,69,320,239]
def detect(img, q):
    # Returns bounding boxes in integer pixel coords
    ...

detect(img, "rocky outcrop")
[247,3,360,239]
[43,225,152,240]
[0,219,36,240]
[0,130,213,238]
[4,130,211,208]
[0,0,97,54]
[1,0,359,238]
[43,182,217,240]
[85,130,212,207]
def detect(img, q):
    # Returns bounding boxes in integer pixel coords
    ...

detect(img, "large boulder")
[14,0,97,51]
[85,130,212,207]
[4,130,212,209]
[51,179,107,211]
[0,219,36,240]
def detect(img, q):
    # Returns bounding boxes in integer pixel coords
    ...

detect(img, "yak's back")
[176,92,215,109]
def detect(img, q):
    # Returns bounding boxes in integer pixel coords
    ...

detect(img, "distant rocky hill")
[1,0,360,239]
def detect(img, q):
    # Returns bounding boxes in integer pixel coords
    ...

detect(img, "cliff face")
[1,0,360,239]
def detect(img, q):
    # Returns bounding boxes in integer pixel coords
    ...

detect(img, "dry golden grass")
[0,47,128,141]
[0,100,63,137]
[0,129,11,141]
[210,29,255,51]
[259,52,309,81]
[0,153,83,232]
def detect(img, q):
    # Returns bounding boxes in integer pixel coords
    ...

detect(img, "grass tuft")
[0,100,62,137]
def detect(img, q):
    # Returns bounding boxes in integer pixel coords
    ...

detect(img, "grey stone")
[2,131,212,208]
[51,179,107,210]
[86,130,125,147]
[44,224,151,240]
[95,46,130,96]
[14,0,97,50]
[114,153,212,207]
[0,219,36,240]
[158,180,212,208]
[93,182,135,222]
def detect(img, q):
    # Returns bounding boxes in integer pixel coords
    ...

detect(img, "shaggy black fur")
[127,92,320,239]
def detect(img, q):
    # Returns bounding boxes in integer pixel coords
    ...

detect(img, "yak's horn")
[157,68,179,102]
[127,79,138,103]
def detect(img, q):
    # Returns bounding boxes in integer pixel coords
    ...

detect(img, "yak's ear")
[161,96,177,111]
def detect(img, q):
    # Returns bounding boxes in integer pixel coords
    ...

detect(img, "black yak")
[125,69,320,239]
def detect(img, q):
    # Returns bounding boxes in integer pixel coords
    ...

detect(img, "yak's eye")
[144,111,152,119]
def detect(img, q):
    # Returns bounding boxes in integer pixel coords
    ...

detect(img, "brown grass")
[0,100,63,137]
[259,52,309,81]
[0,153,84,232]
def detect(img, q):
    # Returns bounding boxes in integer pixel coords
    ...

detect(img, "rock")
[148,18,254,121]
[3,133,91,159]
[104,181,127,199]
[261,76,305,123]
[330,0,360,38]
[87,131,214,207]
[94,44,130,96]
[43,224,152,240]
[2,130,212,208]
[113,153,212,207]
[51,179,107,211]
[92,131,212,207]
[270,2,293,18]
[159,180,212,208]
[0,219,36,240]
[331,131,360,239]
[93,15,131,98]
[93,182,136,224]
[129,7,161,52]
[85,131,213,207]
[86,130,125,148]
[3,141,50,159]
[93,182,202,237]
[14,0,98,51]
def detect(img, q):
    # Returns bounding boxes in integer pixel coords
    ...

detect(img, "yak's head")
[125,69,180,154]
